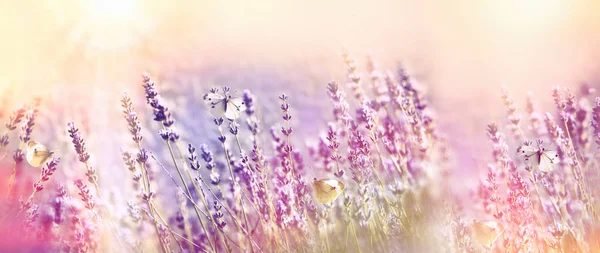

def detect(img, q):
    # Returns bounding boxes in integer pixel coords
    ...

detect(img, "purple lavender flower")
[19,108,38,143]
[24,204,39,233]
[213,200,226,230]
[592,97,600,146]
[357,102,375,130]
[342,50,366,102]
[199,144,214,170]
[121,93,143,144]
[326,81,351,126]
[228,120,239,135]
[187,144,200,171]
[501,87,523,141]
[242,89,255,116]
[0,134,8,147]
[136,148,149,164]
[213,117,224,126]
[53,185,66,224]
[67,122,90,163]
[199,144,220,185]
[142,73,175,127]
[157,224,171,246]
[159,128,179,142]
[33,157,60,193]
[74,179,95,210]
[122,151,137,172]
[12,148,23,163]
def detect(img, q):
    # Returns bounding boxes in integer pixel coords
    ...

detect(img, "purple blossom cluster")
[67,122,90,164]
[8,50,600,253]
[142,73,174,127]
[469,84,600,252]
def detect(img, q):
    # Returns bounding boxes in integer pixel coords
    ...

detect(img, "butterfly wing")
[313,180,335,204]
[204,93,227,118]
[322,179,345,191]
[203,92,225,105]
[313,179,344,204]
[518,145,540,168]
[224,97,246,120]
[517,145,538,157]
[539,150,559,173]
[27,143,52,167]
[472,221,503,246]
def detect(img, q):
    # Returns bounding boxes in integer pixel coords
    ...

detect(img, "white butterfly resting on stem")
[517,143,559,173]
[203,87,246,120]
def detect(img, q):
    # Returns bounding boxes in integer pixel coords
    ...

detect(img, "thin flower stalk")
[228,121,276,249]
[152,153,249,253]
[214,118,255,251]
[141,73,217,252]
[121,93,179,253]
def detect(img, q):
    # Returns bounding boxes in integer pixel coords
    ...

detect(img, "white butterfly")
[472,220,504,246]
[203,88,246,120]
[517,145,559,173]
[312,178,345,204]
[26,141,54,167]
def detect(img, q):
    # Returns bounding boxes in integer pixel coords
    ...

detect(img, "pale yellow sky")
[1,0,598,91]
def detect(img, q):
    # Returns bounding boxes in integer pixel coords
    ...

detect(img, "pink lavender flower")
[592,97,600,146]
[74,179,95,210]
[501,87,523,141]
[327,81,352,127]
[121,93,143,144]
[24,204,39,233]
[33,157,60,193]
[4,106,26,131]
[19,106,38,143]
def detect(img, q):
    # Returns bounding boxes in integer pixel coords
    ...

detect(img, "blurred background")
[1,0,600,189]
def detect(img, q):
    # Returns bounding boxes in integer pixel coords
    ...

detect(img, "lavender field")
[1,1,600,252]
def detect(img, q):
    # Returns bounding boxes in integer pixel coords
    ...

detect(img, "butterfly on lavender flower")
[26,140,54,167]
[313,178,345,204]
[517,144,559,173]
[203,88,246,120]
[471,220,504,247]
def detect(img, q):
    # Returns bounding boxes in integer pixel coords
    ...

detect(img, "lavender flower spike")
[67,122,90,163]
[142,73,175,127]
